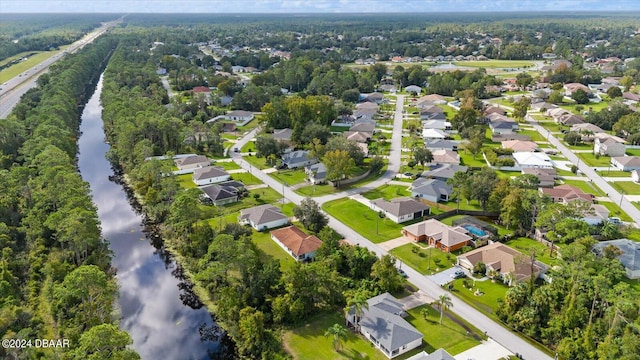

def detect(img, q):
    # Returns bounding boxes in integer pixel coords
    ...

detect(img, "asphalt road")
[527,115,640,226]
[229,98,552,360]
[0,17,123,119]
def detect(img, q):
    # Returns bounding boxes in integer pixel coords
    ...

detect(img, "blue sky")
[1,0,639,13]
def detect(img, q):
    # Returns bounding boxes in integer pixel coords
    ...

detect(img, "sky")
[2,0,640,13]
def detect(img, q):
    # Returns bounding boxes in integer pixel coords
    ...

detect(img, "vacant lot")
[452,60,534,69]
[390,243,454,274]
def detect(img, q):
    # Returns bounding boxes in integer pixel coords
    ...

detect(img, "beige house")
[594,138,625,157]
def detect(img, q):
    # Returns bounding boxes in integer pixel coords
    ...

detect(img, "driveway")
[454,338,513,360]
[397,290,434,310]
[427,267,463,286]
[379,236,413,251]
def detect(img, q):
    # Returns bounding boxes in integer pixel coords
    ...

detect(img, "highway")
[0,17,123,119]
[228,96,552,360]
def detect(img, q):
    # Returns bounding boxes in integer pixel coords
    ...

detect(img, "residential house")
[379,84,398,93]
[564,82,591,96]
[402,219,472,252]
[548,107,571,121]
[343,131,372,143]
[539,184,594,204]
[350,121,376,133]
[281,150,318,169]
[405,85,422,94]
[484,106,507,117]
[199,181,244,206]
[488,118,519,134]
[611,156,640,171]
[420,109,446,122]
[370,197,430,223]
[415,94,446,108]
[270,225,323,261]
[305,162,327,184]
[558,113,585,126]
[421,164,468,181]
[192,166,231,186]
[513,152,553,169]
[363,92,385,104]
[220,123,237,133]
[239,204,289,231]
[431,149,460,164]
[593,239,640,279]
[273,128,293,144]
[582,204,610,225]
[491,133,531,142]
[570,123,604,134]
[174,155,211,172]
[406,349,456,360]
[421,119,452,131]
[530,101,557,112]
[501,140,538,153]
[425,140,458,152]
[345,293,423,359]
[623,92,640,103]
[422,128,447,141]
[219,95,233,106]
[457,243,547,284]
[521,167,557,187]
[411,178,453,203]
[594,137,626,157]
[633,170,640,183]
[353,105,379,122]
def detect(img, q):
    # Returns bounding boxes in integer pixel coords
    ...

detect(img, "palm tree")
[347,293,369,331]
[436,294,453,324]
[325,323,348,352]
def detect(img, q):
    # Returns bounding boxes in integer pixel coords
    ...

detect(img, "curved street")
[230,96,553,360]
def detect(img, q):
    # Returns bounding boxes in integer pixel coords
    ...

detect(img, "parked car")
[608,217,621,224]
[398,268,408,278]
[450,270,465,279]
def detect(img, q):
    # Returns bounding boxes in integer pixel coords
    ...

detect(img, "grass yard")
[490,98,514,109]
[241,141,255,153]
[516,130,545,142]
[600,170,632,178]
[452,60,534,69]
[296,165,387,197]
[559,101,610,114]
[460,152,488,167]
[505,237,559,266]
[576,152,611,167]
[626,148,640,157]
[450,277,510,315]
[207,187,282,215]
[565,142,593,150]
[405,305,483,355]
[362,184,411,200]
[283,312,423,360]
[242,154,271,170]
[556,168,579,177]
[561,179,605,196]
[323,198,409,243]
[598,201,633,222]
[269,169,309,186]
[236,118,262,132]
[176,174,196,189]
[610,181,640,195]
[214,160,241,170]
[390,243,455,274]
[230,172,263,185]
[250,228,296,271]
[0,46,68,83]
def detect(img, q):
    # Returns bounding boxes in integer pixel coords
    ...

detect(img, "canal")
[77,74,233,359]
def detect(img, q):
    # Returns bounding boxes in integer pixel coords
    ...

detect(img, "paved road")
[0,17,123,118]
[228,100,552,360]
[527,114,640,226]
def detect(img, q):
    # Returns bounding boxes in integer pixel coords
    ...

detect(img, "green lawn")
[243,154,271,169]
[452,60,534,69]
[405,305,483,355]
[576,153,611,167]
[269,169,309,186]
[207,187,281,215]
[559,101,610,114]
[236,117,262,132]
[296,165,387,197]
[610,181,640,195]
[0,46,68,83]
[516,130,545,142]
[322,198,408,243]
[362,184,411,200]
[490,98,514,109]
[250,228,296,271]
[598,201,633,222]
[390,244,455,274]
[561,179,605,196]
[626,148,640,157]
[505,237,559,266]
[283,312,423,360]
[450,277,510,315]
[230,172,263,185]
[565,142,593,151]
[556,168,580,177]
[214,161,241,170]
[176,174,196,189]
[460,152,488,167]
[600,170,632,178]
[240,141,255,153]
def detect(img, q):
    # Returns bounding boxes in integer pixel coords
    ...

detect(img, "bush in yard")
[473,261,486,275]
[570,164,578,174]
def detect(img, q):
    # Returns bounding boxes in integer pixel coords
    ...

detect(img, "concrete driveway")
[454,338,513,360]
[379,236,413,251]
[397,290,434,310]
[427,267,463,286]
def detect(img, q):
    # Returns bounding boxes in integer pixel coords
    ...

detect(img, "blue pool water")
[462,224,487,237]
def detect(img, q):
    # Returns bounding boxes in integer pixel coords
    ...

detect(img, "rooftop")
[271,225,323,257]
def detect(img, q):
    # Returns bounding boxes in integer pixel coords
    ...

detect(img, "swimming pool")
[462,224,487,237]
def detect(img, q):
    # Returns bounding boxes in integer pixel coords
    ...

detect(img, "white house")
[239,204,289,231]
[512,152,554,169]
[174,155,211,174]
[345,293,423,358]
[192,166,231,186]
[594,137,626,157]
[370,197,430,223]
[632,170,640,183]
[282,150,318,169]
[611,156,640,171]
[422,128,447,141]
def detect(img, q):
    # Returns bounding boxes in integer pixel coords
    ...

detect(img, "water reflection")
[78,74,233,359]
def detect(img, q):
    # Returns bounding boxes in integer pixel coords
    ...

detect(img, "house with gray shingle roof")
[406,349,456,360]
[305,162,327,184]
[370,197,430,223]
[281,150,318,169]
[199,181,243,206]
[421,164,467,181]
[346,293,423,358]
[411,178,453,203]
[239,204,289,231]
[593,239,640,279]
[192,166,231,186]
